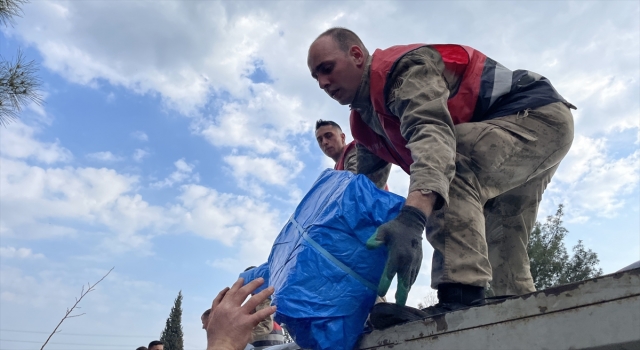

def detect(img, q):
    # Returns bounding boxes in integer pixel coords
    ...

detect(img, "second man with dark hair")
[147,340,163,350]
[315,119,357,173]
[315,119,390,188]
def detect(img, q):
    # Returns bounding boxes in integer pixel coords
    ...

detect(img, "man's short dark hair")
[148,340,163,348]
[136,347,148,350]
[315,119,342,131]
[317,27,369,56]
[202,308,211,318]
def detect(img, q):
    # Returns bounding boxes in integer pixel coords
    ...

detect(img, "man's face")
[307,36,366,105]
[315,125,346,160]
[149,346,164,350]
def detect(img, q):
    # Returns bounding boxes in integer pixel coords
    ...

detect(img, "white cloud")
[7,1,638,139]
[552,135,607,185]
[131,131,148,142]
[0,266,73,307]
[386,165,410,198]
[0,121,72,164]
[86,151,123,162]
[0,121,168,248]
[556,74,639,136]
[175,184,280,245]
[7,1,287,115]
[224,154,303,187]
[175,159,193,172]
[11,1,636,202]
[0,246,44,259]
[568,150,639,217]
[1,152,285,255]
[3,1,349,194]
[151,158,199,188]
[0,157,143,239]
[319,153,335,169]
[132,148,149,162]
[557,74,630,108]
[0,121,287,259]
[198,84,311,153]
[547,135,640,220]
[207,258,238,272]
[1,152,284,255]
[27,100,48,119]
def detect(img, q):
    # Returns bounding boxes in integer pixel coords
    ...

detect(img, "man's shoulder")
[384,45,447,102]
[374,44,428,57]
[344,141,356,153]
[392,46,442,70]
[343,142,358,174]
[374,44,439,63]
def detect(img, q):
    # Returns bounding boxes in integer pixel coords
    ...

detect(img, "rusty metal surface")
[358,268,640,350]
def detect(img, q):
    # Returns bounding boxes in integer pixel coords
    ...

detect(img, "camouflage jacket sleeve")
[343,144,358,174]
[250,298,273,342]
[356,143,391,189]
[386,46,456,207]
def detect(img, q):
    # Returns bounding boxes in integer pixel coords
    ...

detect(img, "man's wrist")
[207,338,236,350]
[406,190,437,216]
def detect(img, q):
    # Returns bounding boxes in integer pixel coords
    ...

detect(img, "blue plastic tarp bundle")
[240,169,405,350]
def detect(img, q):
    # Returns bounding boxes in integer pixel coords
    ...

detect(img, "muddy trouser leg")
[426,102,574,290]
[484,164,558,296]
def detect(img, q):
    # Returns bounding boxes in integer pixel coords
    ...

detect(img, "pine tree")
[0,0,43,125]
[160,291,184,350]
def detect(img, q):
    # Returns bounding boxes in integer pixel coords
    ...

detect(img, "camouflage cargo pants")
[425,102,574,295]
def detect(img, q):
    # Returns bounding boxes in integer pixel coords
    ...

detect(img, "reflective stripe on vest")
[252,323,285,350]
[252,335,285,350]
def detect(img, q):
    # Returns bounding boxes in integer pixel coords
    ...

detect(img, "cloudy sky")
[1,1,638,349]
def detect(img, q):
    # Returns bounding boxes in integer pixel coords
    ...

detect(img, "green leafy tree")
[160,291,184,350]
[0,0,42,125]
[558,240,603,285]
[528,204,602,289]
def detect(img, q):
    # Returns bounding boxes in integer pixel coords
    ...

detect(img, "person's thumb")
[366,229,385,250]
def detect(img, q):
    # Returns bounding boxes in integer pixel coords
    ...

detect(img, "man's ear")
[349,45,365,66]
[341,132,346,144]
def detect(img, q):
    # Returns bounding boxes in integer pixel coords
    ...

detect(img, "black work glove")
[366,205,426,306]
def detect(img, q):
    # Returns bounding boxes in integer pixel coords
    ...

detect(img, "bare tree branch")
[417,290,438,309]
[40,267,114,350]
